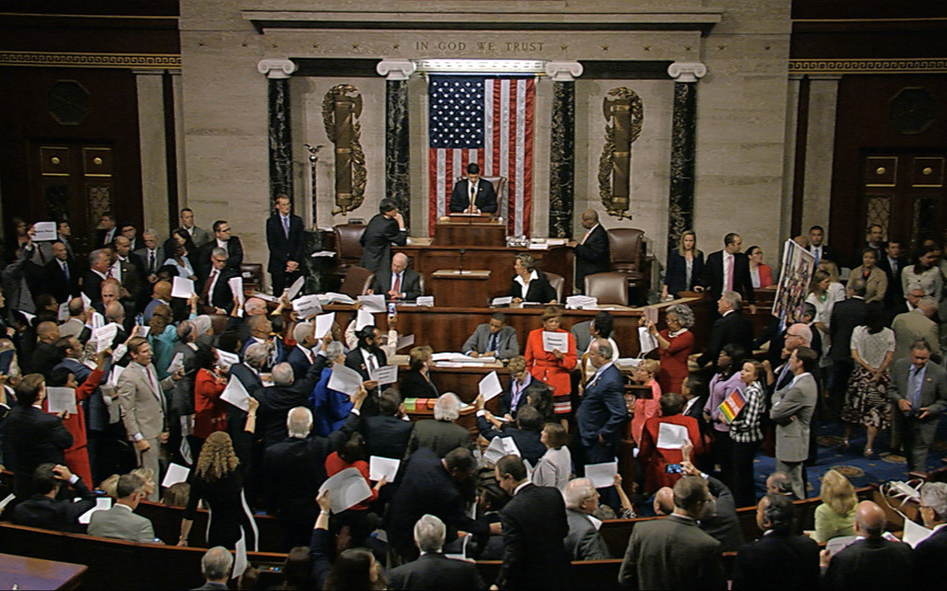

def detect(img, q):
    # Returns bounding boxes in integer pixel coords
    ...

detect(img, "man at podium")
[449,163,497,214]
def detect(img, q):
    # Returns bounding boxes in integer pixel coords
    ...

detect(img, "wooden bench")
[135,499,286,552]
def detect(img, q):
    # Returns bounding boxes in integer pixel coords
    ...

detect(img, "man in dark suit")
[821,500,914,590]
[567,209,610,294]
[44,241,79,303]
[82,248,112,307]
[407,393,473,458]
[112,235,146,306]
[494,454,572,591]
[699,232,756,313]
[449,163,497,214]
[388,514,484,591]
[255,359,326,447]
[697,291,755,367]
[265,194,305,296]
[619,476,725,590]
[828,278,868,415]
[358,387,414,460]
[197,247,237,315]
[360,197,407,276]
[345,325,388,416]
[462,312,519,360]
[11,463,97,533]
[196,220,243,280]
[134,229,165,285]
[192,547,232,591]
[2,374,73,499]
[653,463,744,553]
[889,339,947,472]
[94,212,118,249]
[476,404,546,466]
[863,223,887,264]
[226,342,266,465]
[27,321,62,378]
[387,447,493,563]
[576,339,627,470]
[877,238,906,310]
[285,321,319,380]
[730,493,820,591]
[176,207,212,249]
[371,252,422,301]
[806,225,838,267]
[915,482,947,591]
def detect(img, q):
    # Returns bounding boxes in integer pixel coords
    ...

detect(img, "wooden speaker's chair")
[545,271,565,303]
[607,228,646,285]
[333,224,365,274]
[339,266,376,298]
[584,272,630,306]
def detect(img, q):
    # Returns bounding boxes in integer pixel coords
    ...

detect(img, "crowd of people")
[2,207,947,590]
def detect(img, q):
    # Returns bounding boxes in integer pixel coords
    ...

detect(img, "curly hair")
[196,431,239,482]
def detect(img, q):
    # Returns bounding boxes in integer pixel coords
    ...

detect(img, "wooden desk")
[0,552,86,590]
[430,269,492,307]
[435,218,505,247]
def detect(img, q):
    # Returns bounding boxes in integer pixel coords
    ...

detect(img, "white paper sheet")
[314,312,335,339]
[81,292,92,310]
[656,423,689,450]
[32,221,57,241]
[587,515,603,531]
[483,436,521,464]
[229,276,245,307]
[293,294,323,319]
[166,352,185,375]
[318,467,373,513]
[111,344,128,362]
[479,371,503,402]
[542,331,569,353]
[286,276,305,300]
[565,295,598,309]
[78,497,112,525]
[161,463,191,488]
[58,302,70,322]
[397,334,415,351]
[221,376,251,412]
[216,349,239,370]
[109,364,125,387]
[137,326,150,338]
[328,363,364,397]
[369,456,401,482]
[415,296,434,307]
[638,327,659,354]
[370,364,398,386]
[491,296,513,307]
[902,517,934,548]
[91,311,105,331]
[585,461,618,489]
[357,294,387,313]
[355,308,375,331]
[94,323,119,353]
[233,531,248,579]
[171,276,195,299]
[45,387,77,414]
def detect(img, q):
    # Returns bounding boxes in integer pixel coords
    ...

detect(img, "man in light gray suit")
[118,337,176,501]
[889,339,947,472]
[891,296,941,361]
[461,312,519,360]
[133,229,165,284]
[770,346,818,500]
[88,473,158,543]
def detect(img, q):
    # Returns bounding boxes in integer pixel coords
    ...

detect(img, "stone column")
[377,60,416,227]
[545,61,583,239]
[666,61,706,255]
[802,75,841,234]
[258,59,297,206]
[133,69,171,233]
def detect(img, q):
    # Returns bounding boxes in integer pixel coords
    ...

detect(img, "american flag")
[428,76,535,237]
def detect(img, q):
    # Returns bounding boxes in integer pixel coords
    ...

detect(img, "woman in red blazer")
[524,307,577,421]
[643,303,696,395]
[747,245,773,288]
[192,344,228,448]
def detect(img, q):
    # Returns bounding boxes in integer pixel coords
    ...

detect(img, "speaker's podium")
[434,213,506,247]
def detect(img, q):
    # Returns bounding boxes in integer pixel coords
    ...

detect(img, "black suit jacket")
[44,258,80,303]
[359,414,414,460]
[265,214,305,273]
[573,224,610,292]
[195,237,244,280]
[199,268,238,313]
[372,268,422,300]
[82,270,107,306]
[476,418,546,466]
[822,537,914,591]
[509,271,557,303]
[450,178,498,214]
[134,246,166,277]
[698,310,755,367]
[264,434,338,516]
[914,525,947,591]
[400,368,438,399]
[806,243,838,265]
[877,253,907,308]
[828,297,868,361]
[94,228,118,249]
[389,553,484,591]
[665,249,705,296]
[359,214,407,276]
[730,530,820,591]
[2,405,73,498]
[11,479,97,533]
[497,483,572,591]
[701,250,755,305]
[345,347,388,416]
[255,358,326,447]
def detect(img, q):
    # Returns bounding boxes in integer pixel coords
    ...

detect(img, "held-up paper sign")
[94,323,119,353]
[293,295,323,319]
[542,331,569,353]
[171,276,196,299]
[58,302,70,322]
[357,294,386,313]
[369,456,400,483]
[167,352,185,375]
[314,312,335,339]
[32,221,57,241]
[585,461,618,489]
[229,276,245,307]
[355,308,375,331]
[656,423,689,450]
[328,363,364,397]
[318,467,373,513]
[221,376,250,412]
[216,350,239,370]
[397,334,415,351]
[45,387,77,414]
[479,371,503,402]
[286,276,305,300]
[483,436,521,465]
[370,364,398,386]
[162,463,191,488]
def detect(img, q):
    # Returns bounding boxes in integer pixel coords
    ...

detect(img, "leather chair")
[607,228,646,284]
[339,266,375,298]
[584,272,629,306]
[545,271,565,302]
[333,224,365,273]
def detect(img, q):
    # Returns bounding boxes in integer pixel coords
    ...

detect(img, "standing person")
[889,339,947,473]
[877,238,905,310]
[662,229,704,300]
[698,232,756,315]
[388,514,484,591]
[199,220,243,277]
[729,360,766,507]
[849,248,888,303]
[828,277,868,416]
[703,344,745,488]
[44,241,79,303]
[117,337,176,501]
[770,347,819,499]
[531,422,572,490]
[176,208,212,249]
[637,393,704,494]
[524,307,577,421]
[134,229,165,285]
[901,242,943,302]
[891,295,941,361]
[840,303,895,457]
[696,291,754,368]
[191,344,229,459]
[806,225,837,268]
[746,245,774,289]
[567,209,609,294]
[630,359,662,446]
[449,162,497,214]
[644,303,695,394]
[805,269,836,360]
[265,194,304,296]
[359,197,407,276]
[494,454,572,591]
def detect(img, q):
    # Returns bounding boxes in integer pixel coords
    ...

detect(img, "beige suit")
[848,265,888,303]
[892,309,941,361]
[118,362,173,500]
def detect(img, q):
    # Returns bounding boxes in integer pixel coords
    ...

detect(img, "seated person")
[388,514,484,591]
[563,478,612,560]
[449,162,497,214]
[475,402,546,466]
[370,252,421,301]
[811,469,856,543]
[509,253,557,304]
[462,312,519,360]
[400,345,439,399]
[11,463,96,533]
[88,473,158,543]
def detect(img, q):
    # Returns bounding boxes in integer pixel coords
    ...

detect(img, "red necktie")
[393,273,401,294]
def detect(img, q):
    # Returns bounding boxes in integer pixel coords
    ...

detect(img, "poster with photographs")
[772,239,816,325]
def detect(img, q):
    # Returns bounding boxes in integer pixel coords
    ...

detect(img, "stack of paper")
[368,456,401,483]
[316,292,356,306]
[479,371,503,402]
[565,295,598,309]
[357,294,387,313]
[171,277,196,299]
[293,295,323,319]
[483,437,521,464]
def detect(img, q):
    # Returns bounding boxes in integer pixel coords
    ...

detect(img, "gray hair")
[563,478,597,510]
[592,338,613,360]
[244,298,267,316]
[244,343,268,368]
[921,482,947,520]
[177,321,195,342]
[286,406,313,439]
[666,303,695,328]
[413,514,446,553]
[292,321,313,344]
[211,247,228,259]
[434,392,461,421]
[918,295,938,312]
[201,546,233,581]
[272,362,294,386]
[721,290,742,310]
[89,248,108,266]
[789,323,812,346]
[326,340,345,362]
[192,315,213,335]
[907,283,927,296]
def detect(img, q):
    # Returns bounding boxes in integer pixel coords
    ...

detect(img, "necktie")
[488,332,498,353]
[725,254,734,291]
[581,228,592,245]
[149,251,156,273]
[282,216,290,239]
[813,247,821,267]
[910,367,923,409]
[61,260,69,281]
[392,273,401,294]
[202,270,217,301]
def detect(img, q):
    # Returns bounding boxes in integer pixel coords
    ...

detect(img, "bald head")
[37,321,59,343]
[853,500,886,538]
[245,297,266,316]
[654,487,674,516]
[105,301,125,323]
[153,280,172,300]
